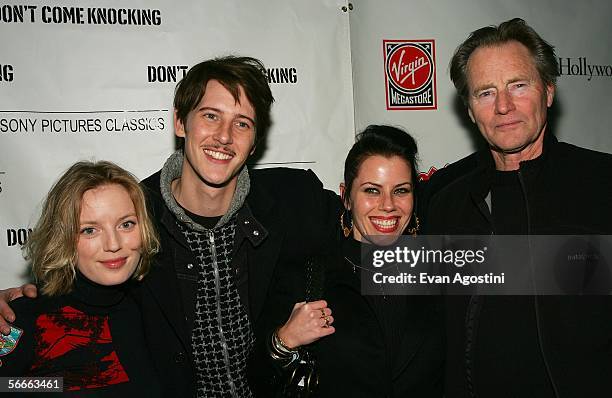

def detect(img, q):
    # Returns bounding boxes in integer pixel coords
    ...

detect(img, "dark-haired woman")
[257,125,444,397]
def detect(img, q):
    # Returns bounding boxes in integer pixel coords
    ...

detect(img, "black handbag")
[275,256,325,398]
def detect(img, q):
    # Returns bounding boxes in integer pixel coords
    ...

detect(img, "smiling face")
[466,41,554,168]
[76,184,142,286]
[342,155,414,244]
[176,79,256,190]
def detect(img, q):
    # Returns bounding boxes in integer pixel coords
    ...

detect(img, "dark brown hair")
[174,56,275,144]
[343,124,419,204]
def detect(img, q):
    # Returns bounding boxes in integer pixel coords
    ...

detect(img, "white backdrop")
[349,0,612,177]
[1,0,611,287]
[0,0,355,287]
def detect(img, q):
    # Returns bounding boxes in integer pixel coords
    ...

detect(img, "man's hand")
[0,284,37,335]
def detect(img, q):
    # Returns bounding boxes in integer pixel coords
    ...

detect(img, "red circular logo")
[386,43,433,94]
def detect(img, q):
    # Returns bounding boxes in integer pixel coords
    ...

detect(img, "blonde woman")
[0,161,161,396]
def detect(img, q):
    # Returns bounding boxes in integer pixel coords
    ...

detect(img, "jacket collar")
[470,132,558,197]
[518,132,557,178]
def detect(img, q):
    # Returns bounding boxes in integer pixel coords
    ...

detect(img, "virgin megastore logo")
[384,40,437,110]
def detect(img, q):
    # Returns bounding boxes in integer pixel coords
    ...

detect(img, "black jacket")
[135,167,342,398]
[315,238,444,398]
[424,134,612,398]
[249,238,445,398]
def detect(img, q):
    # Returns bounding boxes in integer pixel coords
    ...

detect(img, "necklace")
[343,256,387,299]
[343,256,359,274]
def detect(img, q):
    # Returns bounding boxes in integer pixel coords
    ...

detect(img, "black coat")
[250,238,445,398]
[423,134,612,397]
[314,239,444,398]
[135,167,342,398]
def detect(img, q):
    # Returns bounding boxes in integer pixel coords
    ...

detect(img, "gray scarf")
[159,149,250,229]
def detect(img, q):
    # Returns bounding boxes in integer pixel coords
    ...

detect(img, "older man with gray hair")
[425,18,612,398]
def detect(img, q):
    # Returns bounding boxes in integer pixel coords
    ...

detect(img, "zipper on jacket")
[517,170,560,398]
[465,191,491,397]
[208,230,238,397]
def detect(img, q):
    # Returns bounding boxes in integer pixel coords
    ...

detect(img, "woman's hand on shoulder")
[277,300,335,349]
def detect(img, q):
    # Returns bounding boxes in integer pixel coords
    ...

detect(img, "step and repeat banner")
[349,0,612,179]
[0,0,355,287]
[2,0,611,286]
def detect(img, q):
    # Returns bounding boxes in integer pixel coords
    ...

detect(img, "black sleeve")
[0,297,37,376]
[304,169,343,253]
[247,169,341,396]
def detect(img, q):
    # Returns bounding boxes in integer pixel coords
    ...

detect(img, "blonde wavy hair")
[23,161,159,296]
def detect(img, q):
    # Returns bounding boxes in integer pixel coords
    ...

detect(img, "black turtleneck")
[72,269,128,307]
[0,272,162,397]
